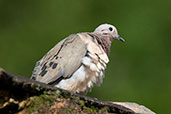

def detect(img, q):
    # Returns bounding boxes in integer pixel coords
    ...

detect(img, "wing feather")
[31,34,87,84]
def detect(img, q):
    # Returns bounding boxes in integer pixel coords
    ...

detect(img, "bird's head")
[94,24,125,42]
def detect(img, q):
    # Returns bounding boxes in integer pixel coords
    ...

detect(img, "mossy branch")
[0,67,155,114]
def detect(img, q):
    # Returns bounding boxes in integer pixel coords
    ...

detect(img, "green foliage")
[0,0,170,113]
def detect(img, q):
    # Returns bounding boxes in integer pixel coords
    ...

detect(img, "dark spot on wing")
[31,77,36,80]
[85,51,89,57]
[55,56,58,59]
[41,63,47,71]
[49,62,54,67]
[52,63,58,69]
[40,70,47,77]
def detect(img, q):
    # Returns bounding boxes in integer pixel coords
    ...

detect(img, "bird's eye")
[109,27,113,31]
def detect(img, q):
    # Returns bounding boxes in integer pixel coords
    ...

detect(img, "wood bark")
[0,67,155,114]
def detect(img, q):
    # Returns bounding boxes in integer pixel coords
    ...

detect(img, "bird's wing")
[31,34,87,84]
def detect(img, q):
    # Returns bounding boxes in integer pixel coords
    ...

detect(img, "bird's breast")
[55,52,107,94]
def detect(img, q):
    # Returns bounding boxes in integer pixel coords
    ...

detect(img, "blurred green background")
[0,0,170,113]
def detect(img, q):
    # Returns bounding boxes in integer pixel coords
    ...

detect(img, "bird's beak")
[116,35,125,42]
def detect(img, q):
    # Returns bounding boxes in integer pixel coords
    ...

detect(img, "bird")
[31,24,125,95]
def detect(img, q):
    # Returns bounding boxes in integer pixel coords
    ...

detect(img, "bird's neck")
[88,33,113,56]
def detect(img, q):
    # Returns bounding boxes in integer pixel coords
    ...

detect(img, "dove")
[31,24,125,94]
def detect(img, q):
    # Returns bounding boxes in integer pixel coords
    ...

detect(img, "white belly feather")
[56,53,108,94]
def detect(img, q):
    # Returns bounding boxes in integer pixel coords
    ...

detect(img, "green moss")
[18,90,109,114]
[78,100,85,107]
[35,85,43,91]
[99,106,110,113]
[23,93,56,113]
[90,106,97,112]
[53,90,61,95]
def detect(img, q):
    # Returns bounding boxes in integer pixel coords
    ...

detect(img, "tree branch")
[0,67,155,114]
